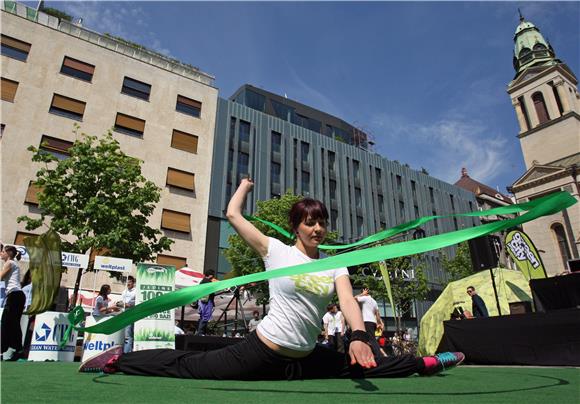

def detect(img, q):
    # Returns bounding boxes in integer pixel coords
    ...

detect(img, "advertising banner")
[61,252,89,269]
[134,263,176,351]
[28,311,77,362]
[81,315,124,362]
[505,230,547,280]
[94,256,132,272]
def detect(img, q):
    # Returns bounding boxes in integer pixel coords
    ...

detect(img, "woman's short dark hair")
[288,198,329,232]
[4,245,21,261]
[99,284,111,296]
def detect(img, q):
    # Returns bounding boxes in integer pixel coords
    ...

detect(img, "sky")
[33,1,580,193]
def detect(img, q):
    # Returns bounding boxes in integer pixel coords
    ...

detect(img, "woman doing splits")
[79,179,464,379]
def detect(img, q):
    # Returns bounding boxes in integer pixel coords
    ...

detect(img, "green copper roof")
[512,13,557,76]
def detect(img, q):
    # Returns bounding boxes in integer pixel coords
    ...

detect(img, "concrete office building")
[205,85,479,321]
[506,14,580,276]
[1,3,218,291]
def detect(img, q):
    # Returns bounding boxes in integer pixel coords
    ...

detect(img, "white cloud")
[58,1,173,57]
[287,67,342,118]
[370,113,510,185]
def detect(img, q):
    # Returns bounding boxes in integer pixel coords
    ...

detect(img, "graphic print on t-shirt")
[289,274,333,295]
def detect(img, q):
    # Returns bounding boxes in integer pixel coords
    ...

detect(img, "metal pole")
[489,267,502,316]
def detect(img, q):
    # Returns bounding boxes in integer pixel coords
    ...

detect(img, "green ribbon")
[78,191,575,335]
[59,305,85,348]
[247,194,561,250]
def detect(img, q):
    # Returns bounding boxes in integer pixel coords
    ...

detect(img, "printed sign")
[134,263,176,351]
[13,245,30,262]
[505,230,547,280]
[28,311,77,362]
[61,252,89,268]
[94,256,132,272]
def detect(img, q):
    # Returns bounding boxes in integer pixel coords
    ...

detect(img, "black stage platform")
[438,308,580,366]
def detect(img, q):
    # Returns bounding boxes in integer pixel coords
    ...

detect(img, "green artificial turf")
[1,362,578,403]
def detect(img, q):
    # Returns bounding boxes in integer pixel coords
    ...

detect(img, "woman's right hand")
[239,177,254,193]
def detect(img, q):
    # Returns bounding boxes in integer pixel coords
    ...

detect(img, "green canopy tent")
[418,268,532,356]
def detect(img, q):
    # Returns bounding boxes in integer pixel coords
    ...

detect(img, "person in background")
[93,284,119,317]
[248,310,262,333]
[354,288,384,357]
[1,245,25,361]
[467,286,489,318]
[322,304,345,353]
[120,276,136,353]
[196,270,217,336]
[21,271,33,313]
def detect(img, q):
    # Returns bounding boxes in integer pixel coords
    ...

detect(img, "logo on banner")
[35,323,51,342]
[505,230,546,280]
[95,256,132,272]
[31,321,75,351]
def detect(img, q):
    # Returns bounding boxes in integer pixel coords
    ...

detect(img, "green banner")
[78,191,575,335]
[505,230,547,280]
[134,264,176,350]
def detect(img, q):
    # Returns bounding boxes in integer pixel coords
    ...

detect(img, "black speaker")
[468,235,499,271]
[509,301,532,315]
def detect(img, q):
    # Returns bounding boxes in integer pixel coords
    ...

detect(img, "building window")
[355,188,362,209]
[450,194,455,211]
[411,180,417,202]
[14,231,37,245]
[453,217,459,230]
[24,181,42,205]
[161,209,191,233]
[328,151,336,173]
[121,76,151,101]
[238,120,250,146]
[433,211,439,234]
[1,34,31,61]
[429,187,435,205]
[357,216,364,237]
[271,131,282,154]
[60,56,95,82]
[157,254,187,268]
[532,92,550,124]
[49,94,86,120]
[114,113,145,137]
[517,96,531,131]
[549,82,564,115]
[176,95,201,118]
[396,175,402,193]
[301,142,310,165]
[271,162,281,185]
[414,205,420,219]
[39,135,73,160]
[552,223,571,267]
[353,160,360,180]
[399,200,405,220]
[237,152,249,183]
[171,129,198,154]
[301,171,310,195]
[1,78,18,102]
[330,179,337,201]
[331,209,339,231]
[166,168,195,192]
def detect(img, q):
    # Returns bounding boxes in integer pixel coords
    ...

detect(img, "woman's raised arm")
[226,178,269,258]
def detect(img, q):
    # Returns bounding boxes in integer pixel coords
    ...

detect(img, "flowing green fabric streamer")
[80,191,575,335]
[247,194,562,250]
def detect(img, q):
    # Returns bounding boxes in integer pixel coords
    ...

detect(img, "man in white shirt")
[120,276,136,353]
[248,310,262,333]
[355,288,384,357]
[322,304,345,353]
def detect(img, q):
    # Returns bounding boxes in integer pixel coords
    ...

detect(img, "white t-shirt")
[322,311,344,335]
[4,261,21,294]
[257,237,349,351]
[248,318,261,333]
[357,295,379,323]
[122,287,136,308]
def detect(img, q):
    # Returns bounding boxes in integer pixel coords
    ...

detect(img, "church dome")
[513,13,557,76]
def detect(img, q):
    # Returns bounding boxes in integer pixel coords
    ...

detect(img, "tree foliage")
[223,190,337,305]
[440,242,474,287]
[17,127,173,273]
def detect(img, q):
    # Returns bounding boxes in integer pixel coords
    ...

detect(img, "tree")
[223,191,338,305]
[18,127,173,282]
[351,252,429,332]
[440,242,474,287]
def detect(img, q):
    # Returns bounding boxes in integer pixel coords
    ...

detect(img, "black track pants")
[118,332,420,380]
[1,291,25,354]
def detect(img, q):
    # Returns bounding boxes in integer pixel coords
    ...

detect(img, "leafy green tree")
[351,252,429,332]
[439,242,474,287]
[18,127,173,282]
[223,190,338,305]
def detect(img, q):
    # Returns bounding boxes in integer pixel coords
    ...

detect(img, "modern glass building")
[205,84,479,323]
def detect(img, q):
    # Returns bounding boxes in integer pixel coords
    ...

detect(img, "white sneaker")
[2,348,16,361]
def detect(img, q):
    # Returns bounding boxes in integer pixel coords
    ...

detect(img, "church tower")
[507,11,580,168]
[507,12,580,276]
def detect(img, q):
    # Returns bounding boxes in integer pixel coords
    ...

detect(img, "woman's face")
[0,249,8,261]
[296,216,327,248]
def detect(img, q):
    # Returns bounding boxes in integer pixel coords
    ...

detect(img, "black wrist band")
[350,330,371,344]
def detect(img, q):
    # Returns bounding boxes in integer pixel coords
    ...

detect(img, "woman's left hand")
[349,340,377,368]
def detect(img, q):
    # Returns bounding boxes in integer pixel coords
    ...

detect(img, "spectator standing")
[120,276,136,353]
[196,270,217,336]
[322,304,345,353]
[355,288,384,357]
[248,310,262,333]
[92,284,119,317]
[1,245,25,361]
[467,286,489,318]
